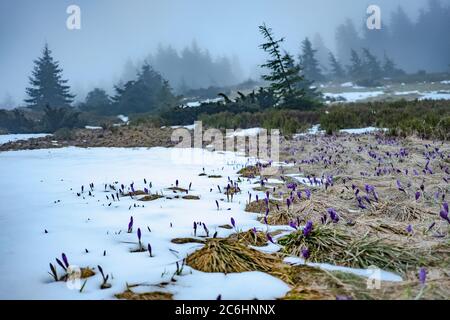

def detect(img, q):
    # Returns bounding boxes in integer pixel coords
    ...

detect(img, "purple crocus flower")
[301,248,310,260]
[406,225,413,233]
[289,220,297,230]
[440,209,450,223]
[62,253,69,268]
[419,267,427,285]
[264,215,268,225]
[396,180,405,193]
[305,189,311,199]
[286,198,291,209]
[128,216,133,233]
[148,243,152,257]
[297,191,302,200]
[144,187,149,194]
[415,191,421,201]
[303,221,313,237]
[231,217,236,228]
[137,228,142,242]
[267,233,274,244]
[327,208,339,223]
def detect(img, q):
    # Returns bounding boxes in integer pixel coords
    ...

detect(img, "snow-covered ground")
[0,147,290,299]
[418,91,450,100]
[0,133,51,145]
[324,91,384,102]
[0,146,404,299]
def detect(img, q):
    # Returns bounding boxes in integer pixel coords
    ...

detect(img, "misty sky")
[0,0,446,105]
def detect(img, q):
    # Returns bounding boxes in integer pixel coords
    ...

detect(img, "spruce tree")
[258,23,304,106]
[25,44,74,109]
[361,48,382,80]
[328,51,346,80]
[382,53,404,78]
[299,37,324,82]
[347,49,364,80]
[112,63,177,114]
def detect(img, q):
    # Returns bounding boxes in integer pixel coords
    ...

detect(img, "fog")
[0,0,448,108]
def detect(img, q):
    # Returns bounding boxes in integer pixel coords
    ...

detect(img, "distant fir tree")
[258,23,304,106]
[361,48,383,80]
[347,49,364,80]
[299,37,324,82]
[25,44,74,109]
[112,63,178,114]
[328,52,346,80]
[80,88,112,114]
[382,52,405,78]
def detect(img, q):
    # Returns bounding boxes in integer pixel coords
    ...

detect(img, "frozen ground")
[0,146,404,299]
[0,133,51,145]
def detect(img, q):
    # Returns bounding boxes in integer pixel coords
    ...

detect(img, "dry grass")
[171,237,205,244]
[228,230,268,247]
[237,166,260,178]
[138,194,164,201]
[115,289,173,300]
[278,225,423,274]
[185,238,288,281]
[182,195,200,200]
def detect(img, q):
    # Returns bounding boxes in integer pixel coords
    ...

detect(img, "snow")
[85,126,103,130]
[440,80,450,84]
[0,133,51,145]
[294,125,385,138]
[170,124,196,130]
[169,271,289,300]
[117,115,129,123]
[324,91,384,102]
[284,257,402,282]
[339,127,387,134]
[0,147,289,299]
[418,91,450,100]
[226,127,263,137]
[394,90,421,96]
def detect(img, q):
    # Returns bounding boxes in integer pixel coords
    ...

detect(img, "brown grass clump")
[245,199,282,214]
[115,289,173,300]
[167,187,188,193]
[208,175,222,178]
[237,166,260,178]
[185,238,284,276]
[80,267,95,279]
[182,195,200,200]
[228,230,268,247]
[171,237,205,244]
[138,194,164,201]
[258,208,299,226]
[124,190,147,196]
[278,225,422,274]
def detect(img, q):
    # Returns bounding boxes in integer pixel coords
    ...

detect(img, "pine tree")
[382,52,404,78]
[328,52,346,80]
[112,63,177,114]
[347,49,364,80]
[299,37,324,82]
[361,48,382,80]
[25,44,74,109]
[258,23,304,106]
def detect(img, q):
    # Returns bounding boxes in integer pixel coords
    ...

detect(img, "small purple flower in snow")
[327,208,339,223]
[137,228,142,241]
[128,216,133,233]
[267,233,274,244]
[62,253,69,268]
[289,220,297,230]
[231,217,236,228]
